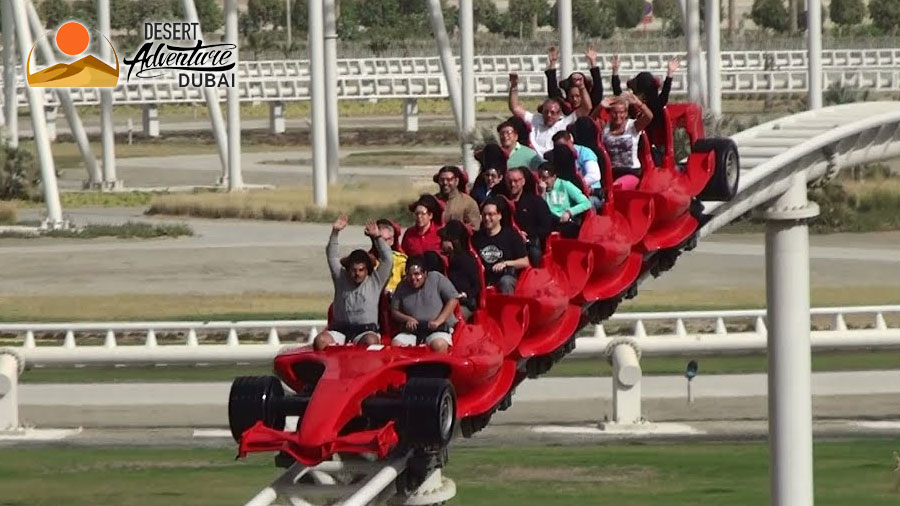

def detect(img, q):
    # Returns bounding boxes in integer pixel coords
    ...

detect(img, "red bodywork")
[236,103,721,465]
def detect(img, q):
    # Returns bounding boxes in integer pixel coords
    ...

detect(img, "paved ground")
[5,207,900,298]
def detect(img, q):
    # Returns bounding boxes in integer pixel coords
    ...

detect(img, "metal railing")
[4,305,898,367]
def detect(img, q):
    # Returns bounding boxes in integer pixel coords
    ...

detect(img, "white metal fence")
[3,306,898,367]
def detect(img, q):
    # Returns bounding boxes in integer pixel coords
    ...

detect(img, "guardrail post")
[0,350,22,431]
[403,98,419,132]
[603,339,642,426]
[142,104,160,138]
[45,106,57,141]
[269,101,286,134]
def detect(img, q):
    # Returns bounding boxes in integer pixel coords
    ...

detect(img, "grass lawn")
[1,440,899,506]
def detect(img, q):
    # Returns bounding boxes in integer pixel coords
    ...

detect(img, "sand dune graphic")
[27,54,119,87]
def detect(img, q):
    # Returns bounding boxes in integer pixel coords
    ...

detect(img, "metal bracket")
[0,348,24,376]
[760,201,821,221]
[604,337,642,364]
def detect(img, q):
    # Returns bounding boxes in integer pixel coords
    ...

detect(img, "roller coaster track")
[231,102,900,505]
[4,48,900,107]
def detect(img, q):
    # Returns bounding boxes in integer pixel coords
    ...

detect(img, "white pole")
[763,171,818,506]
[706,0,721,118]
[459,0,476,181]
[97,0,117,188]
[182,0,229,183]
[285,0,292,48]
[425,0,462,132]
[0,353,19,430]
[26,0,102,186]
[2,0,17,148]
[308,0,326,206]
[558,0,573,78]
[324,0,339,185]
[685,0,703,103]
[807,0,822,109]
[10,0,63,226]
[225,0,243,190]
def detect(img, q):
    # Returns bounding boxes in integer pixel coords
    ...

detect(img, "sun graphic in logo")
[26,21,119,88]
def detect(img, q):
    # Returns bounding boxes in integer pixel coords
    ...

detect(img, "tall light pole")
[807,0,823,109]
[558,0,573,78]
[706,0,721,119]
[459,0,476,181]
[309,0,327,206]
[285,0,291,48]
[225,0,243,190]
[324,0,339,184]
[98,0,118,188]
[2,0,17,148]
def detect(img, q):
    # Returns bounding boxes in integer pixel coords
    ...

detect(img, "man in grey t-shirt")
[312,215,393,350]
[390,257,459,353]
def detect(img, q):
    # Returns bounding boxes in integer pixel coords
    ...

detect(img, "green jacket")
[543,178,591,218]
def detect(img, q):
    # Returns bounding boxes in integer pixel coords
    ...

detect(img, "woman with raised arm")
[545,45,602,117]
[600,92,653,191]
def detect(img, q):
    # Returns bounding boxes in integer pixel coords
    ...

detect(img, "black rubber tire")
[400,378,456,447]
[694,137,740,201]
[228,375,286,443]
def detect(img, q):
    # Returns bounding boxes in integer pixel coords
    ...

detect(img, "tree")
[109,0,135,33]
[70,0,95,22]
[474,0,503,32]
[506,0,548,38]
[750,0,788,32]
[653,0,682,35]
[614,0,643,27]
[290,0,308,37]
[39,0,71,28]
[247,0,285,30]
[550,0,615,38]
[868,0,900,33]
[829,0,864,28]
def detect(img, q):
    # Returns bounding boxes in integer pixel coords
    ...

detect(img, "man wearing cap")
[434,165,480,231]
[390,256,459,353]
[312,215,393,350]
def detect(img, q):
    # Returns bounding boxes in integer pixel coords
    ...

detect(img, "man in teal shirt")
[537,162,591,238]
[497,121,543,170]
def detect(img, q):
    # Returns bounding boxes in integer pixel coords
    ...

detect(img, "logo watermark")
[123,22,236,88]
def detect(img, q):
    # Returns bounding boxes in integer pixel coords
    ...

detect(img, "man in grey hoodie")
[312,214,393,350]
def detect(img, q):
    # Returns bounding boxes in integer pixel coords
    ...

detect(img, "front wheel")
[401,378,456,448]
[694,138,740,201]
[228,375,286,442]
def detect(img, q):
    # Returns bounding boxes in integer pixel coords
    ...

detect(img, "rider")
[600,92,653,190]
[390,256,459,353]
[312,215,393,350]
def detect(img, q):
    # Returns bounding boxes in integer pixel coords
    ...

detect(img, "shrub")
[868,0,900,33]
[829,0,865,28]
[0,143,40,200]
[0,202,16,224]
[614,0,644,28]
[750,0,789,32]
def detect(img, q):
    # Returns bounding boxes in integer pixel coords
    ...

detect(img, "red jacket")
[401,223,442,257]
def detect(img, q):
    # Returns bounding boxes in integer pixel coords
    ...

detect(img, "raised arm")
[545,46,563,100]
[659,57,678,107]
[508,73,527,119]
[366,220,393,287]
[585,45,604,105]
[326,214,348,282]
[626,91,654,132]
[610,54,622,96]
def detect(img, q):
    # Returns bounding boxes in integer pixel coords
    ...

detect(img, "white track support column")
[685,0,703,103]
[141,104,159,137]
[0,351,21,430]
[182,0,228,182]
[705,0,722,118]
[97,0,118,188]
[425,0,462,132]
[26,0,101,186]
[604,341,642,425]
[558,0,573,78]
[403,98,419,132]
[459,0,476,181]
[269,101,285,134]
[2,0,17,147]
[11,0,63,227]
[324,0,339,184]
[763,171,819,506]
[225,0,243,191]
[807,0,822,110]
[44,106,57,141]
[308,0,326,206]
